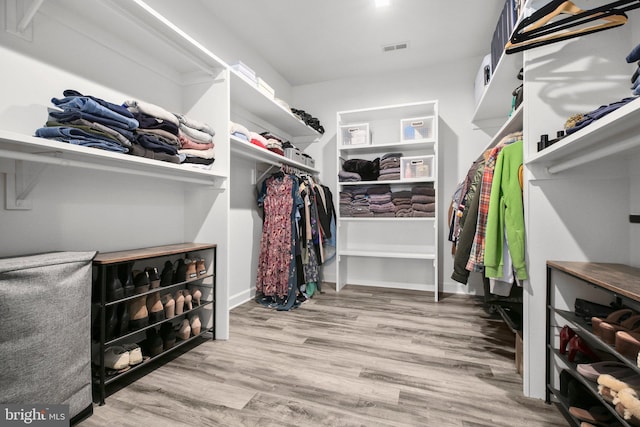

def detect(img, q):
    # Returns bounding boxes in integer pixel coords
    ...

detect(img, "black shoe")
[105,266,124,302]
[160,260,174,287]
[118,263,135,297]
[117,303,130,337]
[144,328,163,358]
[160,322,176,351]
[133,270,150,294]
[105,305,119,341]
[173,259,187,283]
[145,267,160,289]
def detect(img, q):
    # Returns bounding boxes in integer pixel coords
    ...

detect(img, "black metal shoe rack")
[92,242,216,405]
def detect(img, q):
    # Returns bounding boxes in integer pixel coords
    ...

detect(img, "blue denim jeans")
[51,97,138,130]
[135,134,178,155]
[627,43,640,63]
[48,109,135,132]
[35,126,129,153]
[567,97,638,134]
[62,89,134,119]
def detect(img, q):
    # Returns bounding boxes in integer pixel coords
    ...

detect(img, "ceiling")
[202,0,505,86]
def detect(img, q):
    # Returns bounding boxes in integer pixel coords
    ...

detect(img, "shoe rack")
[91,242,216,405]
[546,261,640,426]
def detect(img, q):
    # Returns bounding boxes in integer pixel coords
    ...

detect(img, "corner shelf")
[526,97,640,174]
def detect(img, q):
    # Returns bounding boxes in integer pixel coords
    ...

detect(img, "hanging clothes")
[256,173,302,310]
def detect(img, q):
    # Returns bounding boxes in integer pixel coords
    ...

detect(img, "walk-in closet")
[1,0,639,426]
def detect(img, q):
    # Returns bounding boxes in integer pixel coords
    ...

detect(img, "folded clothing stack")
[36,89,138,154]
[378,152,402,181]
[391,190,413,217]
[261,132,284,155]
[339,187,373,217]
[249,132,268,149]
[175,113,215,168]
[367,185,395,217]
[411,185,436,217]
[291,107,325,134]
[342,158,380,181]
[229,121,251,143]
[564,96,638,136]
[124,99,181,163]
[627,42,640,96]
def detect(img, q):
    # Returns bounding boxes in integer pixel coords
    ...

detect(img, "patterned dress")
[256,174,298,298]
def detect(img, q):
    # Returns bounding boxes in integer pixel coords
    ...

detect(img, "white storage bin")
[400,155,434,180]
[401,116,434,141]
[339,123,370,146]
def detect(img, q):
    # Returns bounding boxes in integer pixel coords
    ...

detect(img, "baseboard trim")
[229,288,254,310]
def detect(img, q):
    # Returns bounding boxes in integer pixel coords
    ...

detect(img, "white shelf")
[229,135,318,173]
[338,101,437,123]
[339,248,436,260]
[483,104,524,152]
[229,71,320,139]
[526,97,640,174]
[338,138,436,153]
[339,217,435,222]
[339,178,435,186]
[0,130,226,186]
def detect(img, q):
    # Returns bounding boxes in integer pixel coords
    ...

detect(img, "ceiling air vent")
[382,41,409,52]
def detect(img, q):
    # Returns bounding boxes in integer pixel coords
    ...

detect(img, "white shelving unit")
[336,100,439,300]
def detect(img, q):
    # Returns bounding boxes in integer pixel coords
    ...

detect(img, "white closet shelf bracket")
[18,0,44,32]
[3,153,54,210]
[5,0,44,41]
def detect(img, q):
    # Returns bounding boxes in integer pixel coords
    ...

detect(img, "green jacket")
[484,140,528,280]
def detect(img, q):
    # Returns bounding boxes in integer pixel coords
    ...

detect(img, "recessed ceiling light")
[375,0,390,7]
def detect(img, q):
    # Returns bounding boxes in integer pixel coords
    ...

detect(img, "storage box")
[339,123,370,146]
[284,147,304,164]
[401,116,433,141]
[400,155,434,180]
[301,153,315,168]
[257,77,275,99]
[230,61,258,84]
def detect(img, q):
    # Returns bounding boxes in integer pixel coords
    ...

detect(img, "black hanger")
[505,0,639,54]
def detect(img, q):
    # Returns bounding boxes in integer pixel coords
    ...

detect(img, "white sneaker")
[122,343,143,366]
[104,346,129,370]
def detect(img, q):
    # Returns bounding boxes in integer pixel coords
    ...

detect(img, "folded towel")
[412,202,436,212]
[411,195,436,204]
[412,185,436,196]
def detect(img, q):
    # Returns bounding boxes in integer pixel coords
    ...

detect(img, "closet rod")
[546,137,640,174]
[0,149,220,186]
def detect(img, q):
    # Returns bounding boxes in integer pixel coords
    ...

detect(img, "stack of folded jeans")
[36,89,138,154]
[124,99,181,164]
[367,185,395,217]
[411,185,436,217]
[627,42,640,96]
[175,114,216,169]
[378,152,402,181]
[391,190,413,217]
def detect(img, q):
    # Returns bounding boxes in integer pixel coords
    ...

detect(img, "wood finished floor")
[79,285,566,427]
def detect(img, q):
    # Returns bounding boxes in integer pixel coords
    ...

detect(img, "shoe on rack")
[184,292,193,311]
[567,335,600,363]
[122,343,143,366]
[190,315,201,336]
[173,259,187,283]
[177,318,191,340]
[146,291,165,324]
[615,330,640,360]
[118,263,135,297]
[560,325,576,355]
[162,293,175,319]
[128,294,149,330]
[568,406,613,425]
[190,287,202,306]
[196,258,206,277]
[160,260,174,287]
[117,302,130,337]
[160,322,176,350]
[144,328,163,357]
[105,305,119,341]
[133,270,150,294]
[599,314,640,345]
[145,267,160,289]
[592,308,634,339]
[104,346,129,370]
[174,290,185,315]
[105,266,124,302]
[185,258,197,280]
[576,361,634,382]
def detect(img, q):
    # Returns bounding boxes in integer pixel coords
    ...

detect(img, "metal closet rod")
[0,149,220,186]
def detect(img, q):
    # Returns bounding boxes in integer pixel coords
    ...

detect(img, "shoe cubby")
[91,243,216,405]
[546,261,640,427]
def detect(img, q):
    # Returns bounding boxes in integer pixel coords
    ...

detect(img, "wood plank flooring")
[79,285,566,427]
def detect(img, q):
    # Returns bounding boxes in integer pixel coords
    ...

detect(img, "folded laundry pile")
[341,158,380,182]
[291,107,324,134]
[564,96,638,136]
[35,89,217,168]
[367,185,395,217]
[378,152,402,181]
[411,185,436,217]
[339,187,373,217]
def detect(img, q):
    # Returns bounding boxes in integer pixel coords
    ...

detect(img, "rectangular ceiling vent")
[383,42,409,53]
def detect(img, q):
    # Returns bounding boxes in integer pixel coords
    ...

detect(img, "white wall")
[292,56,493,295]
